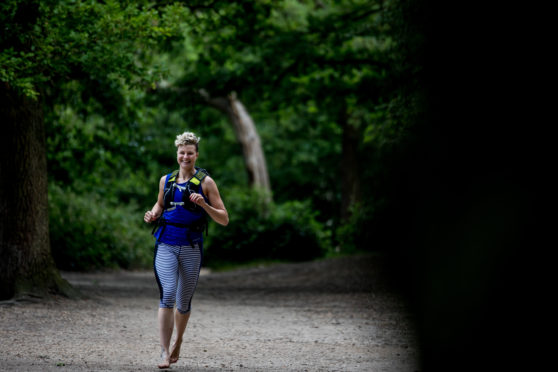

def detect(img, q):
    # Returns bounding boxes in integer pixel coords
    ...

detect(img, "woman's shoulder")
[200,174,217,192]
[201,174,216,185]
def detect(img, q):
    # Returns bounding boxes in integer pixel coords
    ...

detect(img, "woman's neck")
[179,168,196,181]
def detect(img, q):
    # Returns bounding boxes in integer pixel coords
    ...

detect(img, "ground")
[0,254,420,371]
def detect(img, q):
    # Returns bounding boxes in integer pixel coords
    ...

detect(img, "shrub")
[49,184,153,271]
[49,184,330,271]
[335,202,379,253]
[204,187,330,265]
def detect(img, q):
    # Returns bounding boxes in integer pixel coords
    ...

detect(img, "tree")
[0,83,74,299]
[200,90,271,195]
[148,0,398,227]
[171,0,397,222]
[0,0,183,299]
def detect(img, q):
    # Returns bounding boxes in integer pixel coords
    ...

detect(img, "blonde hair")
[174,131,200,151]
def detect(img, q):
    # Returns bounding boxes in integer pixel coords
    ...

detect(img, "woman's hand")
[189,193,206,207]
[144,210,158,223]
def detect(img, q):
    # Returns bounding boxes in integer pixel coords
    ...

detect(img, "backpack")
[162,167,209,212]
[153,167,210,238]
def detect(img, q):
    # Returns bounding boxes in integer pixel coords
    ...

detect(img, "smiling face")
[177,144,198,171]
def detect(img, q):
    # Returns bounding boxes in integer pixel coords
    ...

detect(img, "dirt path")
[0,254,420,371]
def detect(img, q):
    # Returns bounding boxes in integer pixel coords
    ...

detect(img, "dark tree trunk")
[200,90,272,200]
[340,112,362,222]
[0,83,73,300]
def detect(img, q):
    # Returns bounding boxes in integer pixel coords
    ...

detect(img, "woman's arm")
[144,175,166,223]
[191,176,229,226]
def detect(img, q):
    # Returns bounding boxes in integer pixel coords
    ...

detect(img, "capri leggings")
[154,242,202,314]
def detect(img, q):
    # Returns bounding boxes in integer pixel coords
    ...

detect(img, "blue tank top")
[154,180,208,246]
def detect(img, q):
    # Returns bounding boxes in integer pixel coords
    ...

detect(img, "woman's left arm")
[190,176,229,226]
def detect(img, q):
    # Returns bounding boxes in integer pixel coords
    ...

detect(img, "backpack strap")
[188,167,210,235]
[165,169,179,190]
[163,170,180,211]
[189,167,209,188]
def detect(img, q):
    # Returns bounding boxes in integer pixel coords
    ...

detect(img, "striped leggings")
[154,242,202,314]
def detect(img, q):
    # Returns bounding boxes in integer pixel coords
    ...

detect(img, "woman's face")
[177,144,198,169]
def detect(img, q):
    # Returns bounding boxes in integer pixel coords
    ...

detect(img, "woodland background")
[4,0,416,271]
[1,1,545,371]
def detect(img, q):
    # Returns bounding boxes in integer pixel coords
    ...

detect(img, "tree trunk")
[340,112,362,222]
[0,83,74,300]
[200,90,272,200]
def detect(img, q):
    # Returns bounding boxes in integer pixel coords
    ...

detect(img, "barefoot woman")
[144,132,228,368]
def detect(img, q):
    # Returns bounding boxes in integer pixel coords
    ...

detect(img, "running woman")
[144,131,229,369]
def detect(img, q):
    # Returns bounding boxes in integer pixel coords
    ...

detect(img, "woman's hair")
[174,131,200,151]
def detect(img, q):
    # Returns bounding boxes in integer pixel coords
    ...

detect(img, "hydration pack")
[153,167,210,238]
[163,167,209,213]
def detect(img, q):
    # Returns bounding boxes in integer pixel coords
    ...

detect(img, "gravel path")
[0,254,420,371]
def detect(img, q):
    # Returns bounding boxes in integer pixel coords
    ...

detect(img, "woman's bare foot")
[158,349,171,369]
[169,338,183,364]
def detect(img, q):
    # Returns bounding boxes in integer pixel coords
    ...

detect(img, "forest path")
[0,254,419,371]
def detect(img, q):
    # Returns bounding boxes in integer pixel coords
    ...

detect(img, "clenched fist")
[144,210,157,223]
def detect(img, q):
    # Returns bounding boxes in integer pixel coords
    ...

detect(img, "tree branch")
[198,88,230,113]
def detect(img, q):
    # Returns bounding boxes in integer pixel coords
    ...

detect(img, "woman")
[144,131,228,369]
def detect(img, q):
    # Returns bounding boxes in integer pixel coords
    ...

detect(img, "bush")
[204,187,330,265]
[335,202,380,253]
[49,184,153,271]
[49,184,331,271]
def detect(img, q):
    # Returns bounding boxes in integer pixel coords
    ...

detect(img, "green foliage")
[49,184,153,271]
[204,187,330,265]
[335,202,380,254]
[2,0,416,270]
[45,89,156,207]
[160,0,403,229]
[1,0,183,99]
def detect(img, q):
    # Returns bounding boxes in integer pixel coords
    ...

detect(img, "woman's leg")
[169,310,190,363]
[158,308,174,368]
[154,243,179,368]
[170,242,202,363]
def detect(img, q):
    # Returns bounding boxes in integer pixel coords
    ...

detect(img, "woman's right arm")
[144,175,166,223]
